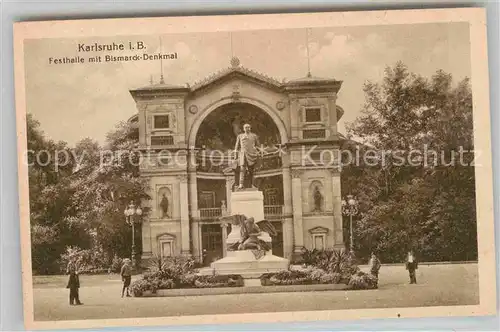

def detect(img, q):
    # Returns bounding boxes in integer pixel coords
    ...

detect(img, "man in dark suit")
[405,250,418,284]
[66,264,83,305]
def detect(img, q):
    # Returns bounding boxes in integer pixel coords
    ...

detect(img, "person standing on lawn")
[369,252,381,279]
[66,264,83,305]
[120,258,132,297]
[405,250,418,284]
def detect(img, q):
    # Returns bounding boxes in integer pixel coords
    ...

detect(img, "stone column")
[282,166,294,259]
[291,169,304,253]
[220,223,228,257]
[188,170,199,219]
[330,169,344,247]
[189,170,201,261]
[225,175,234,215]
[178,174,190,255]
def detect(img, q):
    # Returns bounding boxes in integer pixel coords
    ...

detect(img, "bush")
[130,279,151,297]
[131,273,244,296]
[110,255,123,273]
[179,273,198,288]
[263,270,313,286]
[130,277,175,296]
[348,271,378,290]
[147,255,195,283]
[130,256,246,296]
[262,267,347,286]
[193,275,243,288]
[305,266,325,282]
[299,266,342,285]
[301,248,323,266]
[60,246,109,274]
[319,272,342,284]
[301,248,360,284]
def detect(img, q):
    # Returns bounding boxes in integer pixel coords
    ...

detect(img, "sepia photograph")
[13,8,496,330]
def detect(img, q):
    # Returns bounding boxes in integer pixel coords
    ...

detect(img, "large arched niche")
[189,98,287,149]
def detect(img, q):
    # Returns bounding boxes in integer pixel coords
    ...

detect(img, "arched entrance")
[188,97,288,148]
[195,102,281,150]
[193,101,286,263]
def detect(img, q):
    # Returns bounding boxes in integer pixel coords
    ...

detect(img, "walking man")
[405,250,418,284]
[121,258,132,297]
[66,264,83,305]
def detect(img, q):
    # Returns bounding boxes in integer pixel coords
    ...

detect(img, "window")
[313,235,325,250]
[199,191,216,209]
[151,135,174,146]
[305,107,322,123]
[310,152,321,161]
[153,115,170,129]
[264,188,279,205]
[158,233,176,258]
[309,226,329,250]
[161,241,173,257]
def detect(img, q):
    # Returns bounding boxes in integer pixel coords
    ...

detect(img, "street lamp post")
[124,202,143,269]
[341,194,359,256]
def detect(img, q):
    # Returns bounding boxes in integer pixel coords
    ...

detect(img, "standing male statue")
[233,124,261,189]
[160,193,169,218]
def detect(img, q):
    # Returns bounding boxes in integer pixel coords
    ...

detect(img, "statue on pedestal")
[233,124,261,190]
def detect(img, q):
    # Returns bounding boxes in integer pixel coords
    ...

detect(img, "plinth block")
[202,250,289,278]
[230,190,265,222]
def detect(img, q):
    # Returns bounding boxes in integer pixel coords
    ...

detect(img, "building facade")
[129,58,345,264]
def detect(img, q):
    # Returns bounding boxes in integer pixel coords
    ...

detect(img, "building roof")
[130,57,342,95]
[286,73,339,85]
[190,57,283,92]
[134,82,188,91]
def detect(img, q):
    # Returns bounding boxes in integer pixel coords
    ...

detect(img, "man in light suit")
[234,124,261,189]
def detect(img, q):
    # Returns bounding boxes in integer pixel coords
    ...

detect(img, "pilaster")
[282,166,294,259]
[291,169,304,253]
[178,174,190,254]
[328,95,337,136]
[220,222,229,257]
[330,169,344,246]
[225,175,235,215]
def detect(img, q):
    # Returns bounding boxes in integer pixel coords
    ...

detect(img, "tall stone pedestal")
[227,189,271,251]
[202,189,289,282]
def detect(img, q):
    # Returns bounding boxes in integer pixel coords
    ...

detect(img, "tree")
[27,114,151,274]
[68,121,150,261]
[343,63,476,262]
[27,114,79,273]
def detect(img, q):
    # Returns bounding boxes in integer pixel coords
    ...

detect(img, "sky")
[24,22,471,146]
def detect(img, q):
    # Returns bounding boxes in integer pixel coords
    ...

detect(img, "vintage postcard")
[13,7,496,330]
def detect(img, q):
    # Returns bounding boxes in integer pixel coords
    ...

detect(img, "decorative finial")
[306,28,312,78]
[230,56,240,68]
[159,36,165,84]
